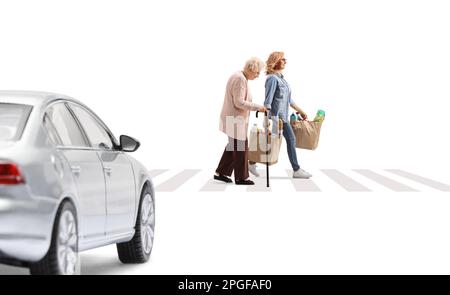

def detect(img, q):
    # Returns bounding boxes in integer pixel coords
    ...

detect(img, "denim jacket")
[263,73,295,123]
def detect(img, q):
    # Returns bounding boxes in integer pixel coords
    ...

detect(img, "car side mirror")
[120,135,140,152]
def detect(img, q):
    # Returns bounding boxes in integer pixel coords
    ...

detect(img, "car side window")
[43,114,62,145]
[45,103,88,147]
[69,104,114,150]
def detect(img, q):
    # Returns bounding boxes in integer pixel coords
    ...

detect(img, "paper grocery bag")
[248,130,282,165]
[292,121,322,150]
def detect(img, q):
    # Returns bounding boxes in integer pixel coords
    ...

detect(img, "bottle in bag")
[290,113,298,125]
[251,123,258,133]
[314,109,325,123]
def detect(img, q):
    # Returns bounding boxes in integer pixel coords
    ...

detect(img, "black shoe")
[235,179,255,185]
[214,174,232,183]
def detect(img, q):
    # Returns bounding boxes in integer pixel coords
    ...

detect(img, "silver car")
[0,91,155,275]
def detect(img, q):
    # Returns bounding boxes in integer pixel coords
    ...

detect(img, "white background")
[1,0,450,275]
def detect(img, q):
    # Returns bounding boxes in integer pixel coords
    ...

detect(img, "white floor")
[2,166,450,275]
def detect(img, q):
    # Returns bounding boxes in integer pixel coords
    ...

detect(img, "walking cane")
[256,110,270,187]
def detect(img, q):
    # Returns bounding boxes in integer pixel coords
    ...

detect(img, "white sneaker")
[293,169,311,179]
[300,168,312,178]
[249,164,260,177]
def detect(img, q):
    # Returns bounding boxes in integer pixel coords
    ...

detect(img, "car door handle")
[104,166,112,175]
[71,166,81,175]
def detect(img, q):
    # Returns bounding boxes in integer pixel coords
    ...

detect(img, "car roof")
[0,90,81,107]
[0,90,118,146]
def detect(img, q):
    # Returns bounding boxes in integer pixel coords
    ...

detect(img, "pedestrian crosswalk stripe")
[200,178,228,192]
[155,169,201,192]
[286,170,321,192]
[385,169,450,192]
[321,169,371,192]
[247,169,271,192]
[353,169,418,192]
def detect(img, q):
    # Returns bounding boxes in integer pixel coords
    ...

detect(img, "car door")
[68,103,136,236]
[44,102,106,241]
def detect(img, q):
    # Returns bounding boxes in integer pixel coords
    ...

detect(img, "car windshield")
[0,103,33,141]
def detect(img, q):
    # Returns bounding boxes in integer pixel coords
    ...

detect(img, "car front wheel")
[116,185,155,263]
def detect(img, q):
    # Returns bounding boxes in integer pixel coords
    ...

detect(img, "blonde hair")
[265,51,284,75]
[244,57,265,73]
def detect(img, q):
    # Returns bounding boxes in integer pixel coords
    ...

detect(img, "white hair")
[244,57,265,72]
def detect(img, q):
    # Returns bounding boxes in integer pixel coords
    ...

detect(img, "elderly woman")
[214,58,267,185]
[252,52,311,178]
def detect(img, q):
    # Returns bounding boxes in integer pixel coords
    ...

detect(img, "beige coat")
[219,71,262,141]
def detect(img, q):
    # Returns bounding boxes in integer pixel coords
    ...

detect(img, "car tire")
[117,185,155,263]
[29,200,80,275]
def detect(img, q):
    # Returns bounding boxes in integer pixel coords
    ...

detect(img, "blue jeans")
[281,121,300,171]
[251,117,301,171]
